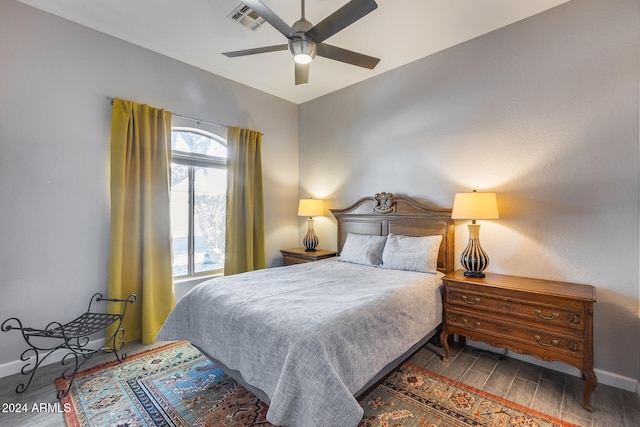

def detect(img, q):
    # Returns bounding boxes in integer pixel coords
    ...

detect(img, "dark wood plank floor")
[0,340,638,426]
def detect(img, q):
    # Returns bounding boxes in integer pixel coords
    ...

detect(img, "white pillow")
[338,233,387,266]
[381,233,443,273]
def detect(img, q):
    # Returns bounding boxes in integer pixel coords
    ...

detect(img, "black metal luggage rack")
[1,293,136,398]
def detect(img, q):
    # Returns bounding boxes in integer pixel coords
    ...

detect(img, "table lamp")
[298,198,324,252]
[451,191,499,277]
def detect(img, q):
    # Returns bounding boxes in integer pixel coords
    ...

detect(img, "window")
[170,127,227,278]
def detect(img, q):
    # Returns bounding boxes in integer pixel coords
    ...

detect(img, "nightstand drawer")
[284,256,308,266]
[280,248,337,265]
[445,308,585,359]
[444,287,586,331]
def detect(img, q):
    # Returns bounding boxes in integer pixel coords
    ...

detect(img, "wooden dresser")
[440,270,597,411]
[280,248,337,265]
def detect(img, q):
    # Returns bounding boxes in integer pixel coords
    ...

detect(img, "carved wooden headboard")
[330,192,455,274]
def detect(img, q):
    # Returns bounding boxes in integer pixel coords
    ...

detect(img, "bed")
[157,192,454,427]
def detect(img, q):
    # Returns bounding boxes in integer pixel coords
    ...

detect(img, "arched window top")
[171,127,226,159]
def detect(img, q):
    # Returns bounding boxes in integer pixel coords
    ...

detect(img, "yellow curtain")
[224,126,266,275]
[107,98,175,344]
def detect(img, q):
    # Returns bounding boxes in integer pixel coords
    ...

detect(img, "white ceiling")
[18,0,570,104]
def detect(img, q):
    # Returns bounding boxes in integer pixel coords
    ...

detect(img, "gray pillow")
[381,233,443,273]
[338,233,387,266]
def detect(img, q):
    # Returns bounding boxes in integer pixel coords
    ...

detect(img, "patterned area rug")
[58,341,578,427]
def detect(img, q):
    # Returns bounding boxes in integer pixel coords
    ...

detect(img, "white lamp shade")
[298,199,324,217]
[451,192,499,220]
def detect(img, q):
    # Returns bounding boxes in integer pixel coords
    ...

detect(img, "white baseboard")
[0,338,105,380]
[467,340,640,395]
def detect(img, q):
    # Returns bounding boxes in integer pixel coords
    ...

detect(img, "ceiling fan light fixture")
[294,53,313,64]
[288,38,316,64]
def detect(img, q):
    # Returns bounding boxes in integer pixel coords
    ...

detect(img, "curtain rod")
[107,97,227,130]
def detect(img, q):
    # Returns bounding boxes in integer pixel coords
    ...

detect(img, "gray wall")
[299,0,640,384]
[0,0,299,370]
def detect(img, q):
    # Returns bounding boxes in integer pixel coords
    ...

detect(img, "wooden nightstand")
[280,248,337,266]
[440,270,597,411]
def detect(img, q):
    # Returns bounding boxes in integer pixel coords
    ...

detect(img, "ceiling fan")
[223,0,380,85]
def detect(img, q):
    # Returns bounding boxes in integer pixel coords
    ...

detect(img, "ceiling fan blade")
[306,0,377,43]
[243,0,297,39]
[295,62,309,85]
[316,43,380,69]
[222,44,288,58]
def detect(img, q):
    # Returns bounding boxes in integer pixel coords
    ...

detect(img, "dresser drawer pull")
[534,335,559,347]
[535,310,559,320]
[462,296,480,304]
[463,319,480,329]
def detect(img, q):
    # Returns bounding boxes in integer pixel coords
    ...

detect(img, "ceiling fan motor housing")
[288,18,316,64]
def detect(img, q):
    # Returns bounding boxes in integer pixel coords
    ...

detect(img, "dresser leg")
[582,369,598,411]
[440,331,450,362]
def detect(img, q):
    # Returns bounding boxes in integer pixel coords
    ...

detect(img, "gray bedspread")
[157,258,443,427]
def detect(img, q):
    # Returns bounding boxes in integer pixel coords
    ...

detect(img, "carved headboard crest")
[373,192,395,214]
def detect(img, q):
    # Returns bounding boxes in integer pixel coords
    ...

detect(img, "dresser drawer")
[444,287,586,331]
[445,308,586,359]
[440,270,597,411]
